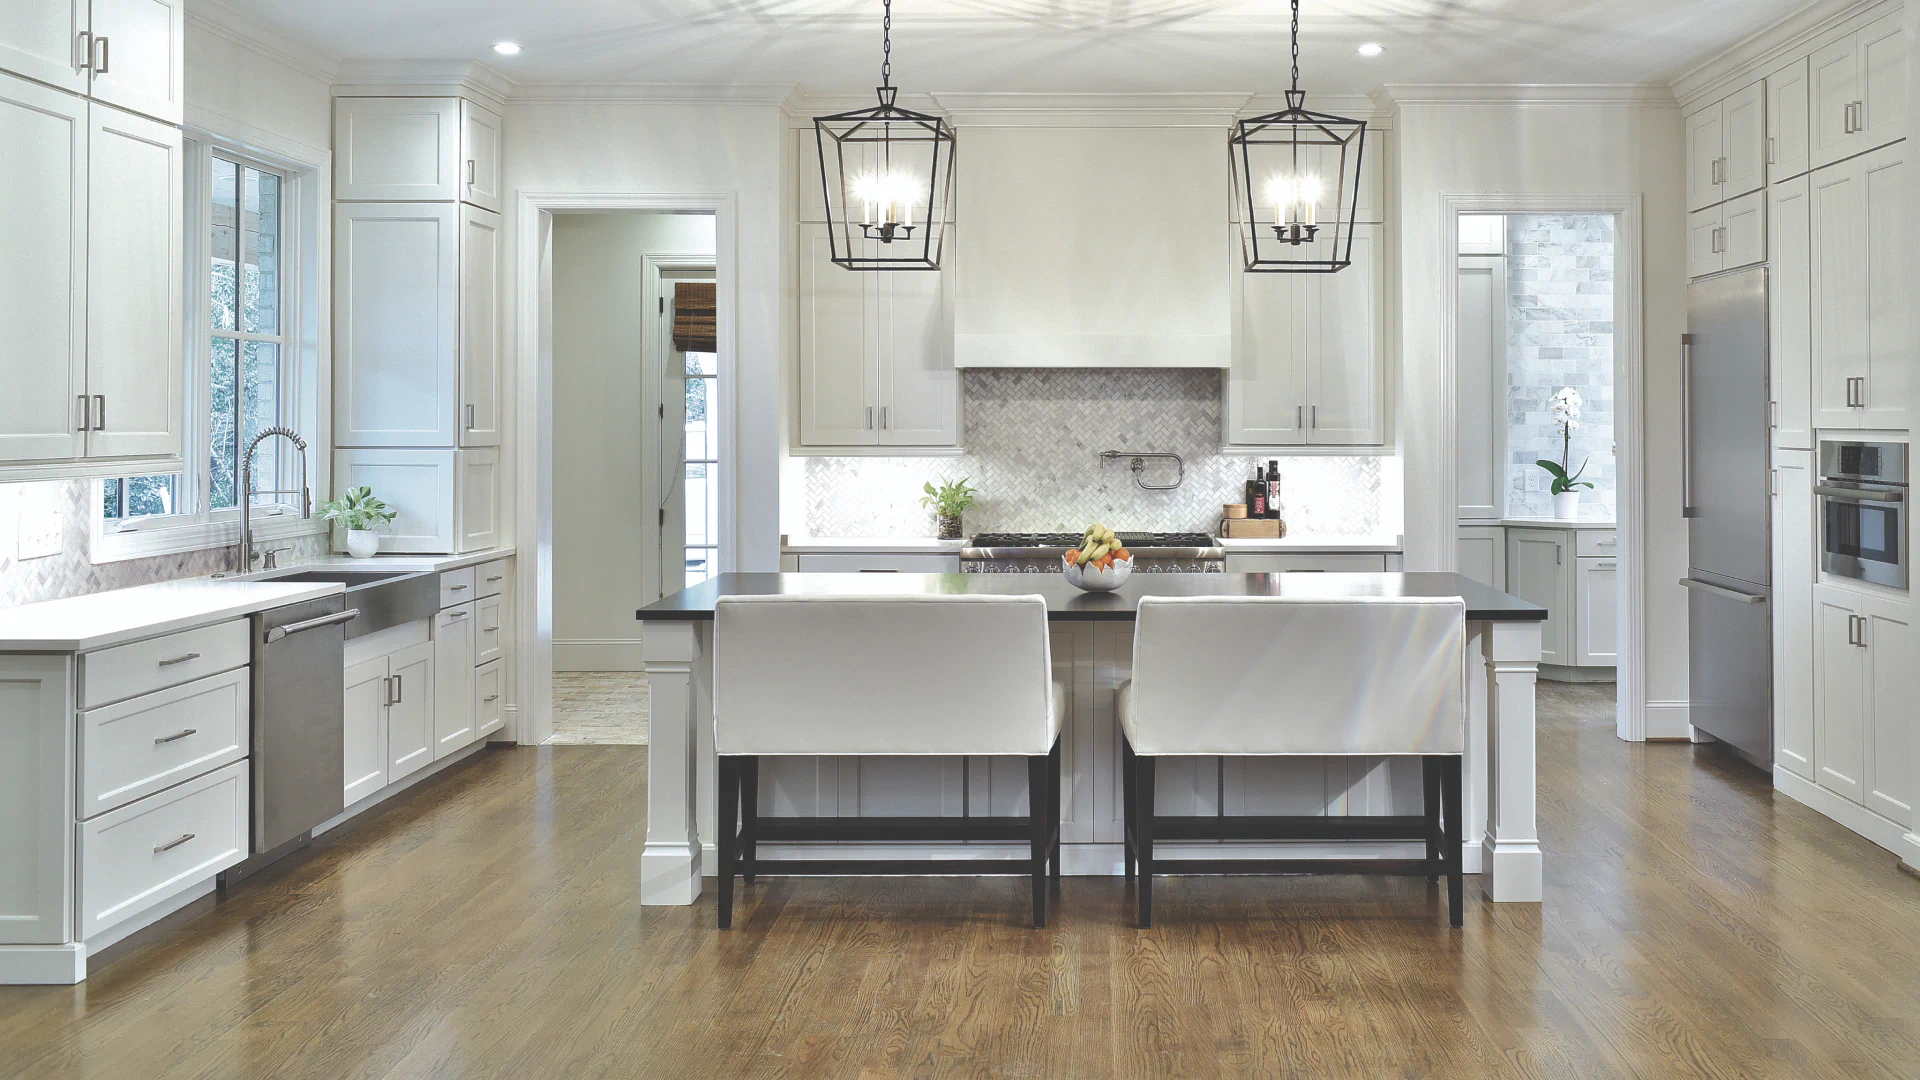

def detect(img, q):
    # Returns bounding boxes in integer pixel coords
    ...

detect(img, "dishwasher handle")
[264,607,361,643]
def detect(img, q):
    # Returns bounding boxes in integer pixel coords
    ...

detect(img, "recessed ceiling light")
[492,41,522,56]
[1356,42,1385,57]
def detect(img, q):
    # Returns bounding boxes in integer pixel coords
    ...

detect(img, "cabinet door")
[85,103,181,459]
[0,654,74,945]
[1226,255,1306,446]
[432,604,476,759]
[1767,175,1813,450]
[1810,33,1859,170]
[386,640,434,782]
[334,202,460,447]
[1855,142,1907,429]
[1455,256,1506,518]
[458,99,502,213]
[876,249,958,446]
[1506,529,1571,665]
[1304,225,1384,445]
[1809,157,1866,428]
[1767,57,1811,183]
[1457,526,1505,592]
[0,0,86,94]
[1812,588,1866,804]
[474,659,505,739]
[85,0,182,125]
[334,97,461,201]
[1686,99,1726,212]
[455,447,499,553]
[1722,81,1767,200]
[1720,191,1766,271]
[333,449,457,554]
[343,656,388,804]
[1686,204,1725,280]
[1575,557,1618,667]
[797,225,879,446]
[1856,13,1906,155]
[459,205,501,447]
[1771,451,1815,781]
[1864,604,1914,826]
[0,74,88,463]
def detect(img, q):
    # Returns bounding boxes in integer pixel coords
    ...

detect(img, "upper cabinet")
[1809,140,1907,430]
[0,0,181,124]
[335,96,502,211]
[459,99,503,213]
[1685,189,1766,279]
[0,0,88,95]
[1767,57,1811,183]
[1768,174,1813,450]
[334,201,462,447]
[459,204,501,446]
[1686,79,1766,212]
[1810,11,1906,171]
[1225,224,1386,448]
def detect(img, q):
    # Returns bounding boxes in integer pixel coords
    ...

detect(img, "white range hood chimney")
[951,121,1231,369]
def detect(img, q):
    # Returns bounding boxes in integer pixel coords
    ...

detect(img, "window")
[95,141,316,560]
[684,348,718,588]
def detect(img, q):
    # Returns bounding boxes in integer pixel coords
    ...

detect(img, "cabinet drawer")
[793,553,961,572]
[1575,531,1619,558]
[439,566,476,607]
[76,760,248,939]
[475,594,506,666]
[475,659,505,739]
[79,668,249,819]
[474,558,510,598]
[81,620,249,708]
[1224,553,1390,574]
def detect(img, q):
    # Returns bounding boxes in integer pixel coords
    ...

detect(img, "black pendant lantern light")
[813,0,954,271]
[1229,0,1366,273]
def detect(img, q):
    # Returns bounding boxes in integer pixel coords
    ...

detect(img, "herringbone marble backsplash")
[803,369,1388,538]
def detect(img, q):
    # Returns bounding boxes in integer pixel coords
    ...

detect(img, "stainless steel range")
[961,532,1225,573]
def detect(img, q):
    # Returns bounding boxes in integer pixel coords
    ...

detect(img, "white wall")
[1392,97,1689,716]
[184,22,333,156]
[550,212,715,669]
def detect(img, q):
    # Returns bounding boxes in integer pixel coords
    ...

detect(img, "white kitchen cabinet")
[1574,556,1618,666]
[433,604,477,759]
[1767,57,1811,183]
[1808,581,1913,826]
[0,73,89,465]
[459,204,501,447]
[333,201,460,447]
[0,655,73,947]
[84,0,183,126]
[1457,526,1505,591]
[334,97,462,202]
[796,223,959,449]
[75,758,245,940]
[474,659,505,740]
[342,656,388,804]
[1771,451,1815,782]
[459,99,502,213]
[1812,585,1868,805]
[1810,12,1906,171]
[1223,553,1391,574]
[1809,140,1907,429]
[792,552,962,572]
[0,0,87,95]
[1226,224,1385,447]
[1685,191,1765,279]
[1455,255,1506,519]
[1767,175,1813,450]
[1864,604,1914,827]
[332,448,497,554]
[1686,80,1765,212]
[84,102,181,460]
[385,640,434,783]
[1506,528,1574,667]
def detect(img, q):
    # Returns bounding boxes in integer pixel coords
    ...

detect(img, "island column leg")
[641,621,706,905]
[1482,619,1543,903]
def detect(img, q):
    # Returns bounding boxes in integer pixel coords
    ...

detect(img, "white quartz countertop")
[0,547,515,653]
[1485,517,1617,531]
[1219,535,1404,553]
[783,536,968,553]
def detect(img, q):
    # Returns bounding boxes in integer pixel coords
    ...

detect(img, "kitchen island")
[636,573,1547,906]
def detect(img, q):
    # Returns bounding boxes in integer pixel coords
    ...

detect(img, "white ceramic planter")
[1553,491,1581,520]
[346,530,379,558]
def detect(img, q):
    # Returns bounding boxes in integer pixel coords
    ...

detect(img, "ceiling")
[228,0,1816,94]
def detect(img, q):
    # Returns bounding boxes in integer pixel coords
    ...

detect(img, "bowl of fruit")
[1062,525,1133,592]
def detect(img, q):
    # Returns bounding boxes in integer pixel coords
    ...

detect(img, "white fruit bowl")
[1062,553,1133,592]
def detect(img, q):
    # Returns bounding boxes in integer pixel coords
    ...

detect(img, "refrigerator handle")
[1679,577,1765,604]
[1680,335,1696,519]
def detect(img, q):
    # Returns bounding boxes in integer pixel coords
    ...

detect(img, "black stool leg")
[1049,739,1063,882]
[1029,753,1049,928]
[717,756,739,929]
[1136,754,1156,929]
[1121,739,1137,882]
[1442,755,1464,928]
[739,756,760,885]
[1423,757,1441,883]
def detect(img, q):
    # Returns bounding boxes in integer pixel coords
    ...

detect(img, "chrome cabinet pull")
[77,395,91,432]
[866,406,874,430]
[393,674,403,703]
[76,31,93,71]
[483,625,499,632]
[485,574,504,582]
[94,394,105,429]
[448,583,468,591]
[1591,561,1616,570]
[1767,137,1776,164]
[467,403,475,429]
[1847,615,1858,646]
[1310,404,1318,428]
[153,728,197,744]
[1295,404,1303,429]
[484,694,500,702]
[466,159,476,185]
[1711,227,1726,254]
[383,676,395,707]
[93,35,108,75]
[1857,616,1870,648]
[881,406,890,429]
[154,833,193,854]
[447,609,469,618]
[157,652,201,667]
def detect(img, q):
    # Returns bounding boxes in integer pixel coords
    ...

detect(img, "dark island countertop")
[636,572,1547,623]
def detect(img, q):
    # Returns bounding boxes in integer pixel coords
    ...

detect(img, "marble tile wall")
[1506,214,1616,519]
[802,369,1386,538]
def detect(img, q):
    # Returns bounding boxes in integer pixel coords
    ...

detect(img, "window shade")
[672,282,717,353]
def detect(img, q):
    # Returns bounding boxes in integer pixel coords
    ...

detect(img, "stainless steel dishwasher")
[227,594,359,880]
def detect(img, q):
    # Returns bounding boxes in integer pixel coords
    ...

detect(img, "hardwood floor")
[4,683,1919,1079]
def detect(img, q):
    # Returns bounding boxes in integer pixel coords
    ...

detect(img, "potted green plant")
[318,486,398,558]
[1537,387,1595,520]
[920,477,978,541]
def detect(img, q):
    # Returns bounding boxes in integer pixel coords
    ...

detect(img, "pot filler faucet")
[236,427,312,572]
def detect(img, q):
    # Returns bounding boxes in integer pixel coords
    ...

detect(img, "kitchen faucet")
[236,427,312,573]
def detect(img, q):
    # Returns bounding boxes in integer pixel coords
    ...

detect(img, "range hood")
[953,125,1231,369]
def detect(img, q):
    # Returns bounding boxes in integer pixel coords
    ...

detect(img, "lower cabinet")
[1457,526,1505,591]
[1503,526,1617,672]
[433,604,477,759]
[343,657,390,803]
[76,761,247,939]
[1810,583,1914,827]
[475,659,505,739]
[1505,528,1576,666]
[789,552,961,572]
[1772,450,1816,780]
[1222,553,1392,573]
[386,641,436,784]
[1573,557,1618,666]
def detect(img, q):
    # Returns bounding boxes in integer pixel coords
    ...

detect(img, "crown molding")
[929,91,1253,127]
[1373,83,1676,108]
[513,81,798,107]
[184,0,339,84]
[1668,0,1893,109]
[330,60,514,109]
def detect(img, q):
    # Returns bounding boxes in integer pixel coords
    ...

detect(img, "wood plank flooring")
[4,683,1919,1079]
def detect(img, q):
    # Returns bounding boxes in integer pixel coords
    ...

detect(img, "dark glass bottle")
[1247,466,1266,517]
[1266,460,1282,519]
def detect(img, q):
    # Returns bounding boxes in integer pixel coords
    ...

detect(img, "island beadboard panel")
[803,369,1386,537]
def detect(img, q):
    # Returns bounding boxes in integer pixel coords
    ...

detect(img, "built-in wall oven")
[1818,440,1907,590]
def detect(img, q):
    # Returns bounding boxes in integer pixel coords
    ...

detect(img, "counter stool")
[1118,594,1467,928]
[712,593,1064,929]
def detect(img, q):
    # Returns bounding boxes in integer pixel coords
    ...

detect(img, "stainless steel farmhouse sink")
[253,568,439,638]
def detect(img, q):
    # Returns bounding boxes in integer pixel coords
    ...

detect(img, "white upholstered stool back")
[713,593,1059,757]
[1122,595,1466,756]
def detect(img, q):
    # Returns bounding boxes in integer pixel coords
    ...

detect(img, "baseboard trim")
[314,740,493,837]
[1645,699,1692,740]
[554,639,646,671]
[698,839,1466,876]
[1539,664,1617,684]
[1774,766,1920,866]
[0,944,85,985]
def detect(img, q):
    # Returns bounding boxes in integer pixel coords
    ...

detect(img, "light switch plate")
[18,512,63,560]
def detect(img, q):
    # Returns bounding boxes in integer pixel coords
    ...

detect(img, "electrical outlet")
[1524,471,1542,493]
[18,512,63,560]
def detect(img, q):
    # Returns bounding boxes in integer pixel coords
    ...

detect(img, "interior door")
[877,248,958,446]
[1685,99,1725,212]
[1305,225,1383,445]
[0,0,87,94]
[0,73,88,463]
[1813,589,1866,804]
[798,224,878,445]
[86,0,183,125]
[85,102,181,459]
[1767,175,1812,449]
[1455,254,1506,519]
[459,204,501,446]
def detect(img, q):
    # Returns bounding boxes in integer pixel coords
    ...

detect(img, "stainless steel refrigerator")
[1682,267,1772,767]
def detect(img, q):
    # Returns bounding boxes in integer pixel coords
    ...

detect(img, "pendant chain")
[1289,0,1301,93]
[881,0,893,89]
